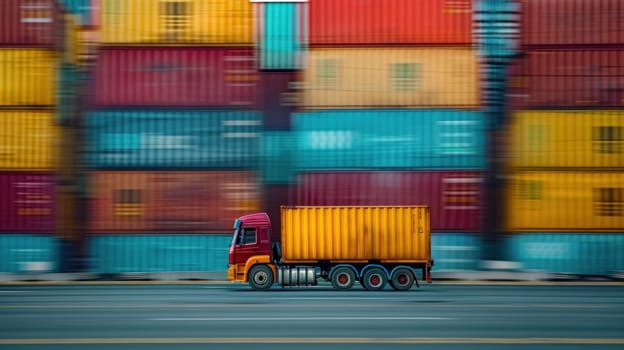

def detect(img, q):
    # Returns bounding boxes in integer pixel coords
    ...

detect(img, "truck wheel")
[331,267,356,290]
[390,268,414,291]
[362,267,387,291]
[248,265,274,290]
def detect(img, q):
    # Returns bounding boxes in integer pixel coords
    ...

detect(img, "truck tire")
[362,267,387,291]
[248,265,274,290]
[390,268,414,291]
[331,266,356,290]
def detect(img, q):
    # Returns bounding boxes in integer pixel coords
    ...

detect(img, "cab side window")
[241,228,257,245]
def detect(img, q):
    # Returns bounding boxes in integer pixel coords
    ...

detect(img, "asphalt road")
[1,281,623,349]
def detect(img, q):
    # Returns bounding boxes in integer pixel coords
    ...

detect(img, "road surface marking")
[149,316,452,321]
[1,338,624,345]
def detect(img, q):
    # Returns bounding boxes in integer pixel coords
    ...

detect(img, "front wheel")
[248,265,274,290]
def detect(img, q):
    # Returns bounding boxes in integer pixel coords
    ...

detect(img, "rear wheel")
[248,265,274,290]
[362,267,387,291]
[331,266,356,290]
[390,268,414,291]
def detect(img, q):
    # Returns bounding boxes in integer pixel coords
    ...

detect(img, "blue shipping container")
[258,2,306,70]
[432,233,483,271]
[261,131,296,184]
[86,110,262,169]
[294,109,486,170]
[505,233,624,277]
[0,234,58,273]
[88,234,231,274]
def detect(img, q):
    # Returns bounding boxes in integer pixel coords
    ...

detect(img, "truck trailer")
[227,206,433,290]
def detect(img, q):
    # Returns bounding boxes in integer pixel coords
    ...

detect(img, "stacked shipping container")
[289,0,484,271]
[87,0,261,274]
[505,0,624,276]
[0,0,64,273]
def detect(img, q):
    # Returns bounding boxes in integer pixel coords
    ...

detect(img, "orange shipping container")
[89,171,260,233]
[309,0,473,45]
[0,49,57,106]
[506,171,624,232]
[301,48,479,109]
[0,110,59,171]
[99,0,253,45]
[510,110,624,169]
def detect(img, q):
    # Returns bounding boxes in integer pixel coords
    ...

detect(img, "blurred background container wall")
[509,110,624,168]
[0,173,56,233]
[294,109,485,170]
[92,47,259,108]
[99,0,253,45]
[504,233,624,276]
[294,171,482,232]
[301,48,479,109]
[88,234,231,274]
[0,110,59,170]
[506,171,624,231]
[308,0,473,45]
[520,0,624,47]
[260,71,299,130]
[261,131,295,185]
[0,234,59,273]
[0,0,64,49]
[432,233,483,271]
[256,2,307,70]
[85,110,261,169]
[88,171,260,234]
[59,0,98,26]
[0,49,58,106]
[508,49,624,109]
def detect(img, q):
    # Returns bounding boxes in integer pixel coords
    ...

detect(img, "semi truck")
[227,206,433,290]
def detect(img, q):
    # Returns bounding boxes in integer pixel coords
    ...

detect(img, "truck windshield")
[231,227,240,248]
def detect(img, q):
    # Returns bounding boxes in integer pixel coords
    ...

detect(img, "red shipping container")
[294,171,483,232]
[508,49,624,108]
[92,47,260,108]
[0,0,64,49]
[0,173,56,233]
[261,71,299,130]
[521,0,624,46]
[309,0,473,45]
[89,171,260,233]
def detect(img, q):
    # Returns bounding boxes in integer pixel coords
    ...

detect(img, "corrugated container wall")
[301,48,479,109]
[520,0,624,46]
[256,2,307,70]
[510,110,624,168]
[0,173,56,233]
[506,171,624,232]
[99,0,253,45]
[0,0,64,49]
[508,49,624,108]
[294,110,485,170]
[60,0,98,26]
[295,171,482,232]
[281,206,431,262]
[309,0,472,45]
[85,110,261,169]
[0,49,57,106]
[261,131,295,184]
[0,110,59,171]
[88,171,260,233]
[92,47,259,108]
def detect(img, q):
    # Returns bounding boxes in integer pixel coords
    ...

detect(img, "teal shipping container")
[88,234,231,274]
[432,233,483,271]
[256,2,307,70]
[261,131,295,184]
[0,235,58,273]
[57,63,78,125]
[86,110,262,169]
[504,233,624,277]
[294,109,486,170]
[60,0,96,26]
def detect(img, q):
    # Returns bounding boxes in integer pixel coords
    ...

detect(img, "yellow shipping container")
[0,50,57,106]
[301,47,479,109]
[0,111,59,171]
[510,110,624,168]
[100,0,253,45]
[281,206,431,261]
[506,171,624,232]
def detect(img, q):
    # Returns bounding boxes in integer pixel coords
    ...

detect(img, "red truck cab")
[227,212,275,284]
